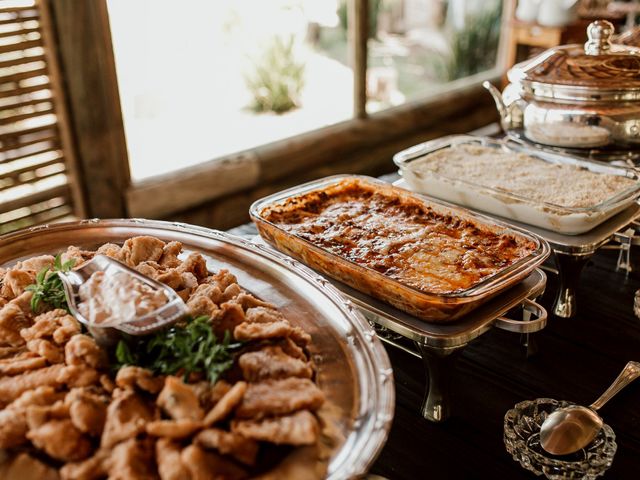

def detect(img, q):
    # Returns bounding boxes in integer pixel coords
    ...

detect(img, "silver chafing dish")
[484,20,640,150]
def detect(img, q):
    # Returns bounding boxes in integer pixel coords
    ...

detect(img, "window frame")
[48,0,507,220]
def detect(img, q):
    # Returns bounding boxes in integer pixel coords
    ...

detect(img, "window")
[0,0,84,234]
[107,0,503,181]
[107,0,355,181]
[366,0,503,112]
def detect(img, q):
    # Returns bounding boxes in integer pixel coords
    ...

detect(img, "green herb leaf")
[25,254,75,313]
[113,316,241,384]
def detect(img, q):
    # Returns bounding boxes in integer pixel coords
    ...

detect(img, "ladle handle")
[590,361,640,411]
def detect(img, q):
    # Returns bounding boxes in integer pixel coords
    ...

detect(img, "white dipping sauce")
[77,271,168,325]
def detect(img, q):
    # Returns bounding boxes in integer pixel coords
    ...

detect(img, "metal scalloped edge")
[0,218,395,479]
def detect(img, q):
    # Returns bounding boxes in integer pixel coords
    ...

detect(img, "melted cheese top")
[262,180,536,294]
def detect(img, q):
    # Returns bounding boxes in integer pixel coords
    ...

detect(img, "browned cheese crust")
[262,179,537,294]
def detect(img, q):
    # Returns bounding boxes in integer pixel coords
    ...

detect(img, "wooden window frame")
[47,0,505,221]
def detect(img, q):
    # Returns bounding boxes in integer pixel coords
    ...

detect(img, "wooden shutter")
[0,0,84,234]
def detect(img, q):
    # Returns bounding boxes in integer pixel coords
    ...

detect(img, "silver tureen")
[484,20,640,149]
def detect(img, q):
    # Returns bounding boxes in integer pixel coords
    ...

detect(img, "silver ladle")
[540,361,640,456]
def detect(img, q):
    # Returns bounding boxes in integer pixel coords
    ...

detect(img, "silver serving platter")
[0,219,395,479]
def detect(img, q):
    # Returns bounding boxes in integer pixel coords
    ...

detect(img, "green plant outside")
[440,2,502,81]
[244,35,306,115]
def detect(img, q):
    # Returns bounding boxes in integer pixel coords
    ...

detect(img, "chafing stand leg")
[521,297,539,358]
[553,252,592,318]
[415,343,464,422]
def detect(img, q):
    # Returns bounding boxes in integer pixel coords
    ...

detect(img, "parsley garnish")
[114,316,241,384]
[25,254,75,313]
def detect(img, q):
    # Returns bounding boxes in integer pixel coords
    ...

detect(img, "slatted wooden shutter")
[0,0,84,234]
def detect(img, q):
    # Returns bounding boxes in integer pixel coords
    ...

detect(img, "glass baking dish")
[249,175,550,323]
[393,135,640,235]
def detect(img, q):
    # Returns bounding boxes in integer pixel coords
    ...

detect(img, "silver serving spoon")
[540,361,640,456]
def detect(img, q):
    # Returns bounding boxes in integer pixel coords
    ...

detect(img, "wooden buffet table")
[230,177,640,479]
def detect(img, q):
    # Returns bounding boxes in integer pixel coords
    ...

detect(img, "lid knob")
[584,20,615,55]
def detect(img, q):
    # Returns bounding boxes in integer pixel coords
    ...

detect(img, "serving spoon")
[540,361,640,456]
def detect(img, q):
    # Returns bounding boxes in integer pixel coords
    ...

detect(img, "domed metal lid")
[508,20,640,102]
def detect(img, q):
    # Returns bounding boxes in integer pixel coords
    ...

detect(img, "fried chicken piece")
[61,246,94,267]
[187,294,221,320]
[96,242,123,259]
[53,314,82,344]
[177,287,192,301]
[231,293,274,311]
[0,386,64,448]
[233,320,311,346]
[239,346,312,382]
[15,254,55,273]
[144,266,197,293]
[20,309,80,363]
[107,437,157,480]
[276,337,308,361]
[0,452,60,480]
[135,261,162,279]
[159,241,183,268]
[9,385,65,409]
[57,365,101,388]
[11,289,33,311]
[0,409,28,448]
[22,309,67,340]
[0,351,47,375]
[26,338,64,363]
[116,366,165,394]
[101,389,158,448]
[0,364,64,403]
[66,388,109,436]
[190,282,224,305]
[195,428,259,466]
[120,236,165,266]
[232,410,319,446]
[0,292,34,347]
[27,418,93,462]
[178,253,209,281]
[146,419,201,438]
[157,376,204,421]
[244,306,285,324]
[100,374,116,393]
[181,444,248,480]
[60,449,109,480]
[235,378,324,420]
[206,269,237,291]
[186,283,224,318]
[221,283,242,303]
[0,269,35,299]
[156,438,192,480]
[211,302,246,338]
[203,381,247,426]
[65,334,107,369]
[0,345,23,359]
[25,400,69,429]
[209,380,232,404]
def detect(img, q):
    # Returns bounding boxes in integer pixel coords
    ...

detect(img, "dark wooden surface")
[368,249,640,480]
[229,202,640,480]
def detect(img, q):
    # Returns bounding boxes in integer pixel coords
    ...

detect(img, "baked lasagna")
[259,178,538,296]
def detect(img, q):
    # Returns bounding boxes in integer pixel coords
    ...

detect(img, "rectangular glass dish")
[393,135,640,235]
[250,175,550,323]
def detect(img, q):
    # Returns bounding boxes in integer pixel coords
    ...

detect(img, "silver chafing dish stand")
[325,269,547,424]
[393,178,640,319]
